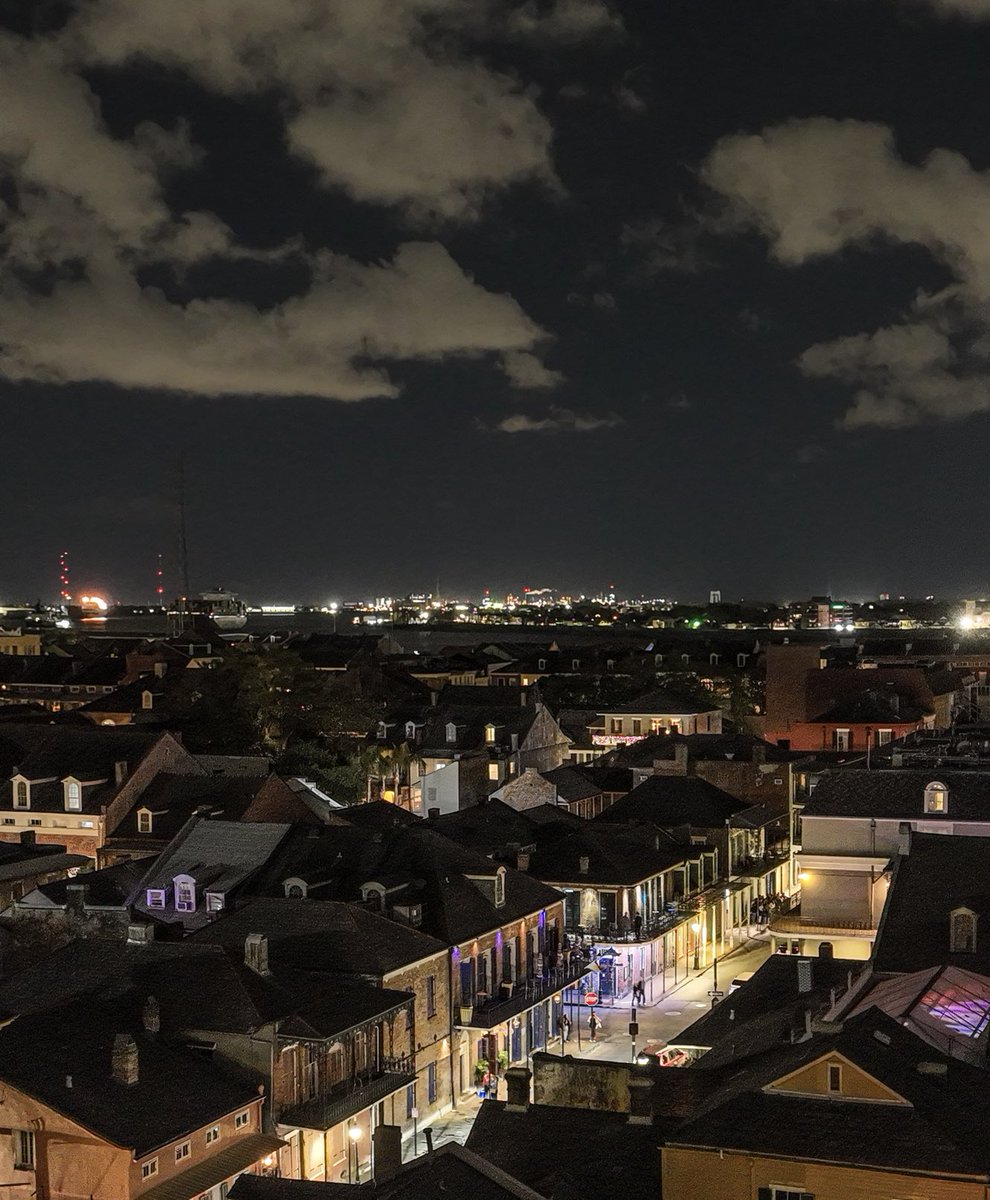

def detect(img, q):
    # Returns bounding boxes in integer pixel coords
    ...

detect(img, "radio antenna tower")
[155,553,165,607]
[58,550,71,604]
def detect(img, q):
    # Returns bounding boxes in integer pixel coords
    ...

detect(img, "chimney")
[627,1071,653,1125]
[891,749,903,768]
[898,821,912,856]
[127,922,154,944]
[579,855,590,876]
[112,1034,139,1086]
[516,851,531,871]
[428,807,440,819]
[504,1066,532,1112]
[245,932,270,976]
[19,829,35,847]
[65,882,88,912]
[752,743,766,766]
[372,1125,402,1184]
[797,958,813,994]
[142,996,160,1036]
[114,761,128,786]
[673,744,689,774]
[818,941,834,960]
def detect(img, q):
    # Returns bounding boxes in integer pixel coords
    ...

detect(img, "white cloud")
[0,242,549,400]
[65,0,615,221]
[0,18,565,400]
[494,406,622,433]
[502,350,566,388]
[701,117,990,428]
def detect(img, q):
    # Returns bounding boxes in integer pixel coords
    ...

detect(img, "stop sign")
[584,990,599,1006]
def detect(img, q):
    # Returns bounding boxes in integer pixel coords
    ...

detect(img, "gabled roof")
[526,823,691,886]
[0,999,262,1156]
[671,1010,990,1178]
[595,775,748,830]
[810,692,930,724]
[600,689,720,716]
[130,818,293,927]
[107,772,272,843]
[191,897,447,976]
[803,769,990,821]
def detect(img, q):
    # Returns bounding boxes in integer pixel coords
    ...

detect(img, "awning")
[138,1133,285,1200]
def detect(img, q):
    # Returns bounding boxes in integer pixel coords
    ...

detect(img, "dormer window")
[205,892,225,912]
[485,723,496,744]
[284,877,308,900]
[925,781,949,814]
[174,875,196,913]
[64,780,82,812]
[951,906,977,953]
[141,690,154,710]
[146,888,166,909]
[137,809,153,834]
[538,658,547,671]
[572,659,580,670]
[405,721,417,738]
[445,722,458,744]
[13,780,29,809]
[494,867,506,907]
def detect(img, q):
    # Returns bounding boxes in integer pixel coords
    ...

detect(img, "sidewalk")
[563,936,771,1062]
[409,936,771,1150]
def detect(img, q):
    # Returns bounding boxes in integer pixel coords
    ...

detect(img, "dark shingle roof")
[0,1001,261,1155]
[873,832,990,974]
[467,1100,659,1200]
[803,769,990,820]
[191,897,447,976]
[601,689,720,715]
[595,775,748,830]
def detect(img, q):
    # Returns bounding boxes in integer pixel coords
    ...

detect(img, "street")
[420,935,770,1151]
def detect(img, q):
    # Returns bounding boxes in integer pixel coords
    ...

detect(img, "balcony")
[456,958,591,1029]
[279,1056,416,1131]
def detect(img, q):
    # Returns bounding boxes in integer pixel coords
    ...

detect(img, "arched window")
[14,781,29,809]
[925,781,949,814]
[65,781,82,811]
[173,875,196,914]
[284,878,308,900]
[494,868,506,908]
[951,907,977,953]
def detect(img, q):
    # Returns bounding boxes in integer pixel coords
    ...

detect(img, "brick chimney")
[579,855,590,876]
[673,743,689,775]
[142,996,160,1036]
[504,1066,532,1112]
[65,882,88,912]
[516,851,531,871]
[18,829,35,847]
[112,1034,139,1086]
[627,1070,653,1125]
[245,932,270,976]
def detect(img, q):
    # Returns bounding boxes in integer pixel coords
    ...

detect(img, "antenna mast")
[59,550,70,605]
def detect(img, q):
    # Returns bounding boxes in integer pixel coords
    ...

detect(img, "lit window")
[487,763,500,782]
[205,1126,220,1145]
[141,1159,158,1180]
[234,1111,250,1129]
[14,781,29,809]
[65,781,82,811]
[80,820,95,829]
[827,1064,841,1093]
[175,1141,191,1163]
[13,1130,35,1170]
[485,724,496,744]
[175,877,196,913]
[137,809,153,834]
[925,782,949,814]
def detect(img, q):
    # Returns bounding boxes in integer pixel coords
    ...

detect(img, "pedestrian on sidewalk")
[588,1011,601,1042]
[558,1012,571,1042]
[632,977,646,1005]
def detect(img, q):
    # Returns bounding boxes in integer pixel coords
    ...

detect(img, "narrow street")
[419,936,771,1153]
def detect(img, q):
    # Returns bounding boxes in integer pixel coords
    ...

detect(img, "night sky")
[2,0,989,604]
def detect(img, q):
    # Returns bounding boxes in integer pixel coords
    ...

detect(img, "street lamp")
[348,1124,362,1183]
[691,921,701,971]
